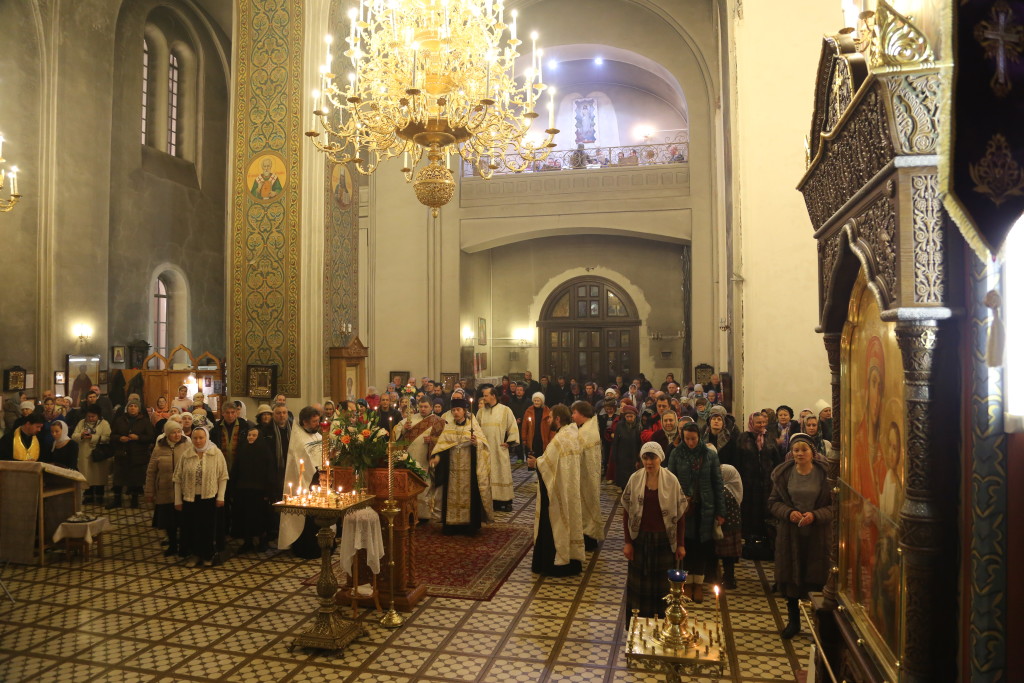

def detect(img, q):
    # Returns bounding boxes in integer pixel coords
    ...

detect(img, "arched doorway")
[539,276,640,383]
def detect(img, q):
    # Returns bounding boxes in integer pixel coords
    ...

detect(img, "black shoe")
[163,546,178,557]
[130,494,140,508]
[257,540,269,553]
[781,620,800,639]
[238,542,255,554]
[105,498,123,510]
[723,577,738,590]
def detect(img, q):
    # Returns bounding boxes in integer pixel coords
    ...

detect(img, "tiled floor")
[0,465,811,681]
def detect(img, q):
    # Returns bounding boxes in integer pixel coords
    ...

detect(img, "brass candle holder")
[379,440,405,629]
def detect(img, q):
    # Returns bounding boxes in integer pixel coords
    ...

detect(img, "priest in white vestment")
[573,401,605,550]
[278,406,323,551]
[477,385,520,511]
[393,396,445,521]
[429,398,493,535]
[528,404,584,576]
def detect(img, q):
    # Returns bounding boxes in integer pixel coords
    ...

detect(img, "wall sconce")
[72,323,93,345]
[718,315,732,332]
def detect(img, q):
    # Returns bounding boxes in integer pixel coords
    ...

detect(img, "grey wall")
[107,1,230,357]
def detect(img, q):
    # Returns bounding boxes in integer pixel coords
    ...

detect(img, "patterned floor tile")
[170,649,245,678]
[0,625,65,650]
[481,658,549,682]
[223,656,301,682]
[343,671,410,683]
[443,630,502,657]
[407,607,466,629]
[729,610,782,631]
[34,660,108,682]
[121,618,189,642]
[79,612,145,636]
[548,664,609,682]
[86,667,157,682]
[1,601,66,624]
[731,629,789,654]
[555,639,615,666]
[565,618,619,642]
[48,630,106,658]
[574,600,623,621]
[461,610,517,633]
[165,622,234,648]
[421,652,488,681]
[121,596,181,616]
[211,628,278,655]
[154,600,218,622]
[120,643,199,673]
[498,635,557,660]
[737,653,796,679]
[366,646,432,674]
[77,637,150,665]
[522,598,573,618]
[0,654,62,681]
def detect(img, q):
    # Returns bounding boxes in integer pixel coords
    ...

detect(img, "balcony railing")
[460,138,689,178]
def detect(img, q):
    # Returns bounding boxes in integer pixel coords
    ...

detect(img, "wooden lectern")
[0,461,86,565]
[330,466,427,612]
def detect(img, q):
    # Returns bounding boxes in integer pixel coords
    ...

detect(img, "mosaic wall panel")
[323,0,362,390]
[230,0,304,396]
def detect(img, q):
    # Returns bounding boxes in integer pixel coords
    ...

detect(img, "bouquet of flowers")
[326,407,390,471]
[401,383,417,398]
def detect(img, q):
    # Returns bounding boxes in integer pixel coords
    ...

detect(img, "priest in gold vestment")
[430,398,493,535]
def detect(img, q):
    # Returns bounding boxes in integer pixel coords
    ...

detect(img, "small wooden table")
[53,517,110,561]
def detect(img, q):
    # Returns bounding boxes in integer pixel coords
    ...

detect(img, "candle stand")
[625,571,727,682]
[276,493,374,652]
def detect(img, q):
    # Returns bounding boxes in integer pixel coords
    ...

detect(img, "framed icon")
[3,366,27,392]
[111,346,126,364]
[54,371,66,386]
[440,373,459,393]
[247,364,278,399]
[66,355,101,406]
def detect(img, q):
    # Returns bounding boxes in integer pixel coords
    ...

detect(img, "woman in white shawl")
[621,441,688,617]
[173,426,229,568]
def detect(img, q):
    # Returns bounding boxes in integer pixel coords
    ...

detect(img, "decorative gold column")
[229,0,305,396]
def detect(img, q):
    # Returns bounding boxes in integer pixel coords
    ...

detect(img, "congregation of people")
[1,370,836,638]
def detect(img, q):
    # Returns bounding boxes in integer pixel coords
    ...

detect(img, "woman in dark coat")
[734,412,782,547]
[768,433,833,638]
[666,423,725,603]
[231,425,277,552]
[702,409,736,467]
[108,399,156,509]
[609,405,641,489]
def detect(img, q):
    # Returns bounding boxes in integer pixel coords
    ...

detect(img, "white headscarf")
[720,463,743,505]
[52,420,71,448]
[639,441,665,462]
[191,426,211,453]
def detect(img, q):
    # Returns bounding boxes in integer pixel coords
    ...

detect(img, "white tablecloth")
[338,507,384,577]
[53,517,111,544]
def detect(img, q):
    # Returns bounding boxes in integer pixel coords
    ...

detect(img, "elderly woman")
[254,404,274,428]
[769,433,833,638]
[702,408,736,466]
[109,399,156,509]
[179,411,195,438]
[716,464,744,589]
[521,392,553,458]
[666,423,725,602]
[622,442,688,617]
[775,405,797,452]
[735,412,782,548]
[146,419,191,557]
[173,426,229,568]
[73,404,112,504]
[149,396,171,425]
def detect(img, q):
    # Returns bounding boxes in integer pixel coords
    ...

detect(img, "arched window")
[539,277,640,383]
[167,52,180,156]
[141,40,150,145]
[153,276,169,357]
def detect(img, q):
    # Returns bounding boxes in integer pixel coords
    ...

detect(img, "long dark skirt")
[778,532,824,599]
[232,489,271,539]
[153,503,181,551]
[626,530,676,618]
[531,469,582,577]
[181,497,218,562]
[683,538,714,578]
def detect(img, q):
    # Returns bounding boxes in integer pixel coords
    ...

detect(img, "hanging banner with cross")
[941,0,1024,259]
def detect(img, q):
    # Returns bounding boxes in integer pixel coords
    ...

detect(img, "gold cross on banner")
[974,0,1024,97]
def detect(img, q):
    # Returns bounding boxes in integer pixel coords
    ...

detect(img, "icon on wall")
[247,153,287,201]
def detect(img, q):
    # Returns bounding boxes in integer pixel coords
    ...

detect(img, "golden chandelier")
[308,0,559,216]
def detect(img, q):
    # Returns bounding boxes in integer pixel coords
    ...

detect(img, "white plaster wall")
[730,0,838,416]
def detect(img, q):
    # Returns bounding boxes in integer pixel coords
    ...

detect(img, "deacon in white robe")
[573,403,605,550]
[429,398,493,535]
[393,397,445,521]
[528,405,584,576]
[278,407,323,550]
[477,386,520,511]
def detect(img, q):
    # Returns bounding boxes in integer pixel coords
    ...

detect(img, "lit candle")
[510,9,517,40]
[0,134,4,160]
[287,482,293,501]
[348,7,357,42]
[9,168,17,196]
[548,86,556,129]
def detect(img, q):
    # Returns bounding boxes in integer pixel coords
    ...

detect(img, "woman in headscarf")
[769,433,833,638]
[521,392,553,459]
[816,401,834,442]
[179,411,195,438]
[715,464,744,589]
[73,404,113,504]
[621,441,687,617]
[609,405,642,489]
[775,405,797,452]
[109,399,156,509]
[231,424,276,553]
[702,408,736,466]
[149,396,171,425]
[666,423,724,602]
[173,426,229,568]
[694,396,712,431]
[146,418,191,558]
[735,412,782,547]
[45,420,78,470]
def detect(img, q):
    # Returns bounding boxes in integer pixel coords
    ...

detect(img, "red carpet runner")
[303,523,533,601]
